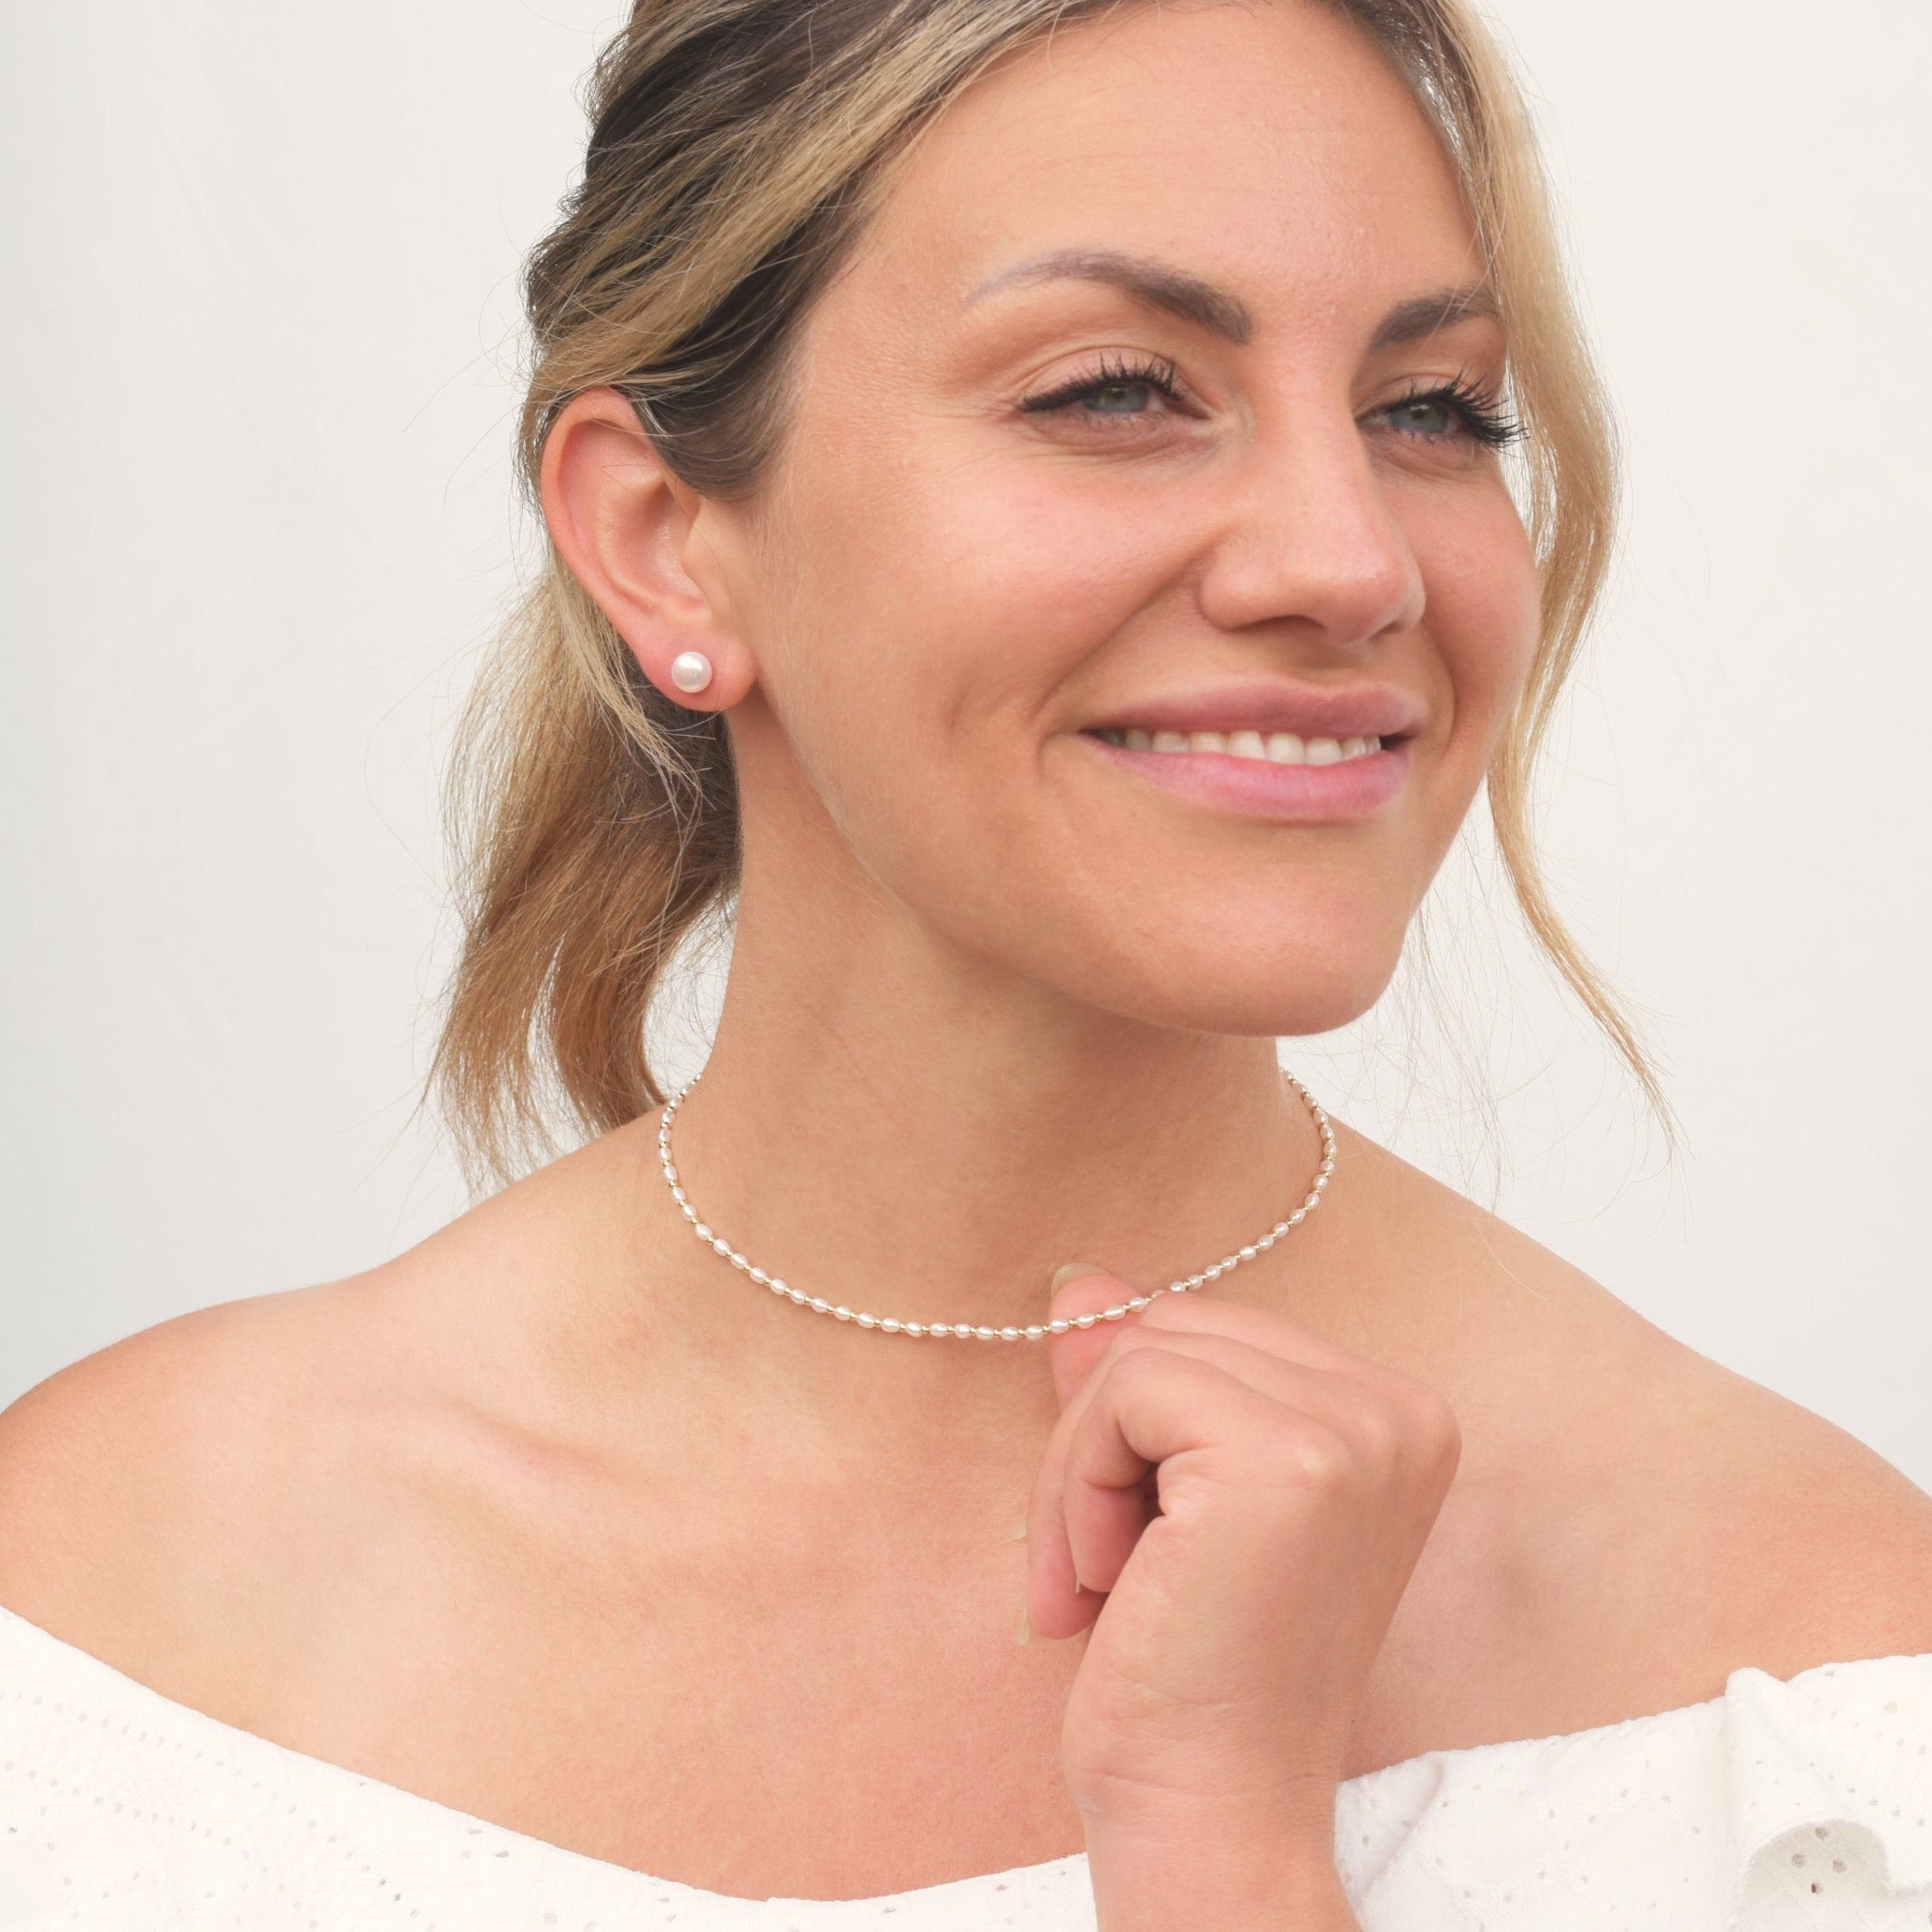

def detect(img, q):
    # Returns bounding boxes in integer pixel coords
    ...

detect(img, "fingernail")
[1051,1261,1106,1291]
[1017,1605,1032,1644]
[1011,1519,1028,1541]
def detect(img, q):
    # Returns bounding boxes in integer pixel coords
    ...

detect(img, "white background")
[3,1,1926,1482]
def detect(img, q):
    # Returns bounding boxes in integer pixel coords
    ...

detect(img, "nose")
[1192,408,1427,651]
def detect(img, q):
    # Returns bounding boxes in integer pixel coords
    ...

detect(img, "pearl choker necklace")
[656,1065,1335,1341]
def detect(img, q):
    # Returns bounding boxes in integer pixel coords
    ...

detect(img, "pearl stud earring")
[670,650,713,695]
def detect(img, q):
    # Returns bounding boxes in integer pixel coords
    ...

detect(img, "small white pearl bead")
[670,649,713,693]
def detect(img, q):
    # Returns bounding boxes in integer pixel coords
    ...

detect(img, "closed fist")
[1024,1263,1460,1896]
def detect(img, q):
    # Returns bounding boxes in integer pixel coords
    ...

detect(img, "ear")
[537,387,754,712]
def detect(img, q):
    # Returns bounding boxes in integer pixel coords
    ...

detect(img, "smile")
[1078,725,1410,821]
[1089,727,1386,766]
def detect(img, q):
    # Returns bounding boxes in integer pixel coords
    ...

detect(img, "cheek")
[763,429,1187,786]
[1415,487,1544,769]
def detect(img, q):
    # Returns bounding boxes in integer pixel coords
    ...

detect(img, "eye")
[1019,351,1191,424]
[1374,371,1522,452]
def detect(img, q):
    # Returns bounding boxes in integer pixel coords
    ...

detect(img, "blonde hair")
[430,0,1679,1192]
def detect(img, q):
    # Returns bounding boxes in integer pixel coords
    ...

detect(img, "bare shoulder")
[0,1130,643,1716]
[0,1276,390,1693]
[1587,1329,1932,1671]
[1334,1125,1932,1745]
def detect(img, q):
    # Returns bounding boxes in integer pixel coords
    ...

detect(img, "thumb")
[1044,1262,1143,1409]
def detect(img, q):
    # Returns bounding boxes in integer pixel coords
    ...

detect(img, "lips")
[1080,682,1425,743]
[1079,727,1412,821]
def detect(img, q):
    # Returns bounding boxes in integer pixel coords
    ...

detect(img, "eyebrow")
[962,247,1500,352]
[1367,283,1501,348]
[966,248,1254,343]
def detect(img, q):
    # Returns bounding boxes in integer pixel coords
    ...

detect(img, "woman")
[2,0,1928,1925]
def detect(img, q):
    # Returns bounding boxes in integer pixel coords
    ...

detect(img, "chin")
[1019,899,1410,1040]
[1144,960,1399,1040]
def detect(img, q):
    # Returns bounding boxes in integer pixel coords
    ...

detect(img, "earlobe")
[536,387,750,711]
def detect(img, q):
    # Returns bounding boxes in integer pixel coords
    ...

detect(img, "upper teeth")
[1099,728,1385,764]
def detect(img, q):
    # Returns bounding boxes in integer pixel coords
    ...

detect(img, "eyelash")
[1018,349,1191,420]
[1018,353,1524,451]
[1383,368,1523,451]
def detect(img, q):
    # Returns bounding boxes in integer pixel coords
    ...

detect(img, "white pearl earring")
[670,650,713,695]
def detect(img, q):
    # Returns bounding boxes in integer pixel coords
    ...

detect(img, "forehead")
[846,0,1482,340]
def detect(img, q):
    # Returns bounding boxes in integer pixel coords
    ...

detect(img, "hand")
[1023,1265,1460,1930]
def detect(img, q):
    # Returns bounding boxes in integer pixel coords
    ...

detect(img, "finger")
[1060,1350,1328,1605]
[1126,1282,1375,1379]
[1027,1346,1303,1638]
[1122,1289,1460,1455]
[1027,1329,1452,1630]
[1024,1328,1371,1638]
[1090,1327,1427,1464]
[1049,1268,1376,1417]
[1043,1263,1148,1409]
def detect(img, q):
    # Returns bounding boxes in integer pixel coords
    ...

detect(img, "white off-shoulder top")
[3,1603,1930,1930]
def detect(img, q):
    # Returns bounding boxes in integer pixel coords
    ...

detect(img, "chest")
[267,1502,1094,1899]
[242,1398,1676,1901]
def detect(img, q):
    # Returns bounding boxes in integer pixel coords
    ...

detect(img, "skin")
[4,0,1932,1921]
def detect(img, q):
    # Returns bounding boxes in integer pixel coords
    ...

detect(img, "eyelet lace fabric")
[3,1602,1930,1929]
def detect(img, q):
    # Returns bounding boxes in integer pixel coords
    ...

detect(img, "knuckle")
[1101,1322,1163,1361]
[1398,1375,1461,1454]
[1378,1375,1462,1483]
[1262,1417,1355,1492]
[1099,1332,1171,1388]
[1367,1367,1452,1452]
[1347,1394,1406,1471]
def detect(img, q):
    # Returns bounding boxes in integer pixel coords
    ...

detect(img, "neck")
[618,853,1345,1462]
